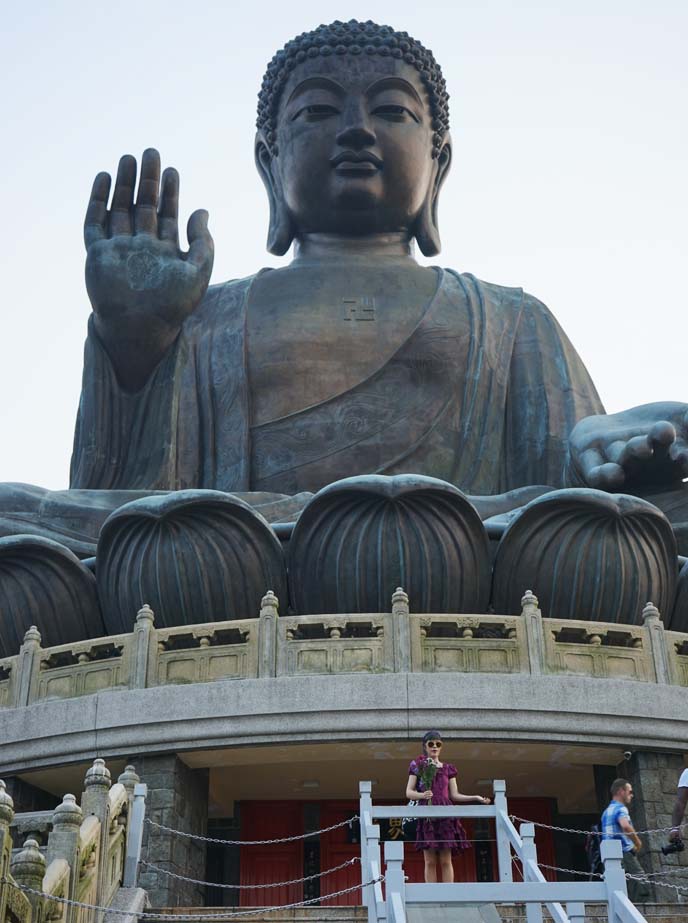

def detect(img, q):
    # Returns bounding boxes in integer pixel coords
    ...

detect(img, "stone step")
[155,904,684,923]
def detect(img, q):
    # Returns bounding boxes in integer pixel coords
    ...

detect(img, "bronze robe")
[70,269,604,496]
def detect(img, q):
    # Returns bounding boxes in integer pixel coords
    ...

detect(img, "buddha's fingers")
[84,172,111,249]
[186,209,214,273]
[648,420,677,459]
[109,154,137,237]
[158,167,180,243]
[134,148,161,236]
[615,435,654,469]
[587,462,625,491]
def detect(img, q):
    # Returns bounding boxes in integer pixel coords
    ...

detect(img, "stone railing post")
[123,783,147,888]
[81,759,112,913]
[11,837,47,922]
[12,626,42,707]
[130,605,156,689]
[521,590,545,675]
[391,588,410,673]
[258,590,279,678]
[117,766,140,808]
[642,602,671,684]
[46,793,83,923]
[0,780,16,923]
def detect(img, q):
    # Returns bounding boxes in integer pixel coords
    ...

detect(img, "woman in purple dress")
[406,730,491,882]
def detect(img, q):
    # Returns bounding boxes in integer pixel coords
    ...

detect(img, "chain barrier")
[140,856,359,889]
[533,861,688,896]
[144,815,358,845]
[537,862,602,880]
[625,872,688,897]
[0,875,383,920]
[628,867,688,878]
[509,815,688,838]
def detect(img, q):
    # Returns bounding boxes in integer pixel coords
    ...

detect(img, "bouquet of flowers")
[416,756,439,802]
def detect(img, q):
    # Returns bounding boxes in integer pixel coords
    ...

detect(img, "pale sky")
[1,0,686,489]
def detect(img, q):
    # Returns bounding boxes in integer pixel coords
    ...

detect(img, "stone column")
[619,750,688,904]
[136,755,209,908]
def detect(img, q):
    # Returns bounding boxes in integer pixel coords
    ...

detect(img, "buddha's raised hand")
[569,402,688,491]
[84,149,214,391]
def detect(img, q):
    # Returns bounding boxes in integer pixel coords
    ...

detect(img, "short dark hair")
[422,730,443,752]
[611,778,631,796]
[257,19,449,158]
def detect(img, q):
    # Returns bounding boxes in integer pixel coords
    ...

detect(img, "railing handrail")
[360,779,649,923]
[371,804,496,818]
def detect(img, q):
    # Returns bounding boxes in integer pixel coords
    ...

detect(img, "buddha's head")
[255,20,452,256]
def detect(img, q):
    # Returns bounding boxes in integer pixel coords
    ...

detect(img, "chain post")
[519,823,544,923]
[384,840,406,923]
[601,838,627,921]
[124,783,148,887]
[493,779,513,882]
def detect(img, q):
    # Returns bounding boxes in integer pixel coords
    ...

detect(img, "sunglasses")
[426,741,442,748]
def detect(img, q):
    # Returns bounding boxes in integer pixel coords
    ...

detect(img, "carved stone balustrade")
[276,613,394,676]
[410,614,526,674]
[0,590,686,712]
[0,760,143,923]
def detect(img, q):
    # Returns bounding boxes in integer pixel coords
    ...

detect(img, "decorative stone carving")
[97,490,287,632]
[0,535,103,657]
[492,489,678,623]
[288,475,491,614]
[670,558,688,631]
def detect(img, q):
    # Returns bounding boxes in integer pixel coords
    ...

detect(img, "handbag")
[402,800,418,828]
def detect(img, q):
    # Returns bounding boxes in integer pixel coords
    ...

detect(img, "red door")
[239,802,304,906]
[509,798,556,882]
[319,801,364,906]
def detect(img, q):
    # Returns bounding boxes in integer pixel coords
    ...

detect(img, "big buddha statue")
[1,20,686,652]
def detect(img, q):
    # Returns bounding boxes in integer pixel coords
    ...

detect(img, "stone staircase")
[155,904,686,923]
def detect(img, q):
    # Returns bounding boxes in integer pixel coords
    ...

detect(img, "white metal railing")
[359,779,648,923]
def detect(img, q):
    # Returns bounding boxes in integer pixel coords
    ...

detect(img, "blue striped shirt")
[601,800,633,852]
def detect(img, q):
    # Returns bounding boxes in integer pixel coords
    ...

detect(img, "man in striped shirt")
[601,778,650,903]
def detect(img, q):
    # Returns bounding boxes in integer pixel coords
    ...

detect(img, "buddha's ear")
[414,136,452,257]
[255,133,294,256]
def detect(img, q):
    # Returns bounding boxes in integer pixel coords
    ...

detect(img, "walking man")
[601,778,651,903]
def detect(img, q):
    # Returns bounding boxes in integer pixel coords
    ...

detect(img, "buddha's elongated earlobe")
[255,135,294,256]
[414,139,452,257]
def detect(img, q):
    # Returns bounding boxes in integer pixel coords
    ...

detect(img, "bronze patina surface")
[0,20,686,635]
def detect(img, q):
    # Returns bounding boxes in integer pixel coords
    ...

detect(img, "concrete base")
[136,755,208,907]
[618,751,688,904]
[2,672,688,774]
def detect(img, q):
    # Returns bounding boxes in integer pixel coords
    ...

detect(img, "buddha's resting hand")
[569,402,688,491]
[84,148,214,391]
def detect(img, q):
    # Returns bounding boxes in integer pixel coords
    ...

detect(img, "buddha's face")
[267,54,447,239]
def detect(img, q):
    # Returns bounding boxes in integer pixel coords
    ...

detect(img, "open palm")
[84,149,213,389]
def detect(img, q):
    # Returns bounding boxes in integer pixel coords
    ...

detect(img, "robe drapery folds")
[70,270,604,496]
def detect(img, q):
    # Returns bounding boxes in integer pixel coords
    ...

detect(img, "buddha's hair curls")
[257,19,449,158]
